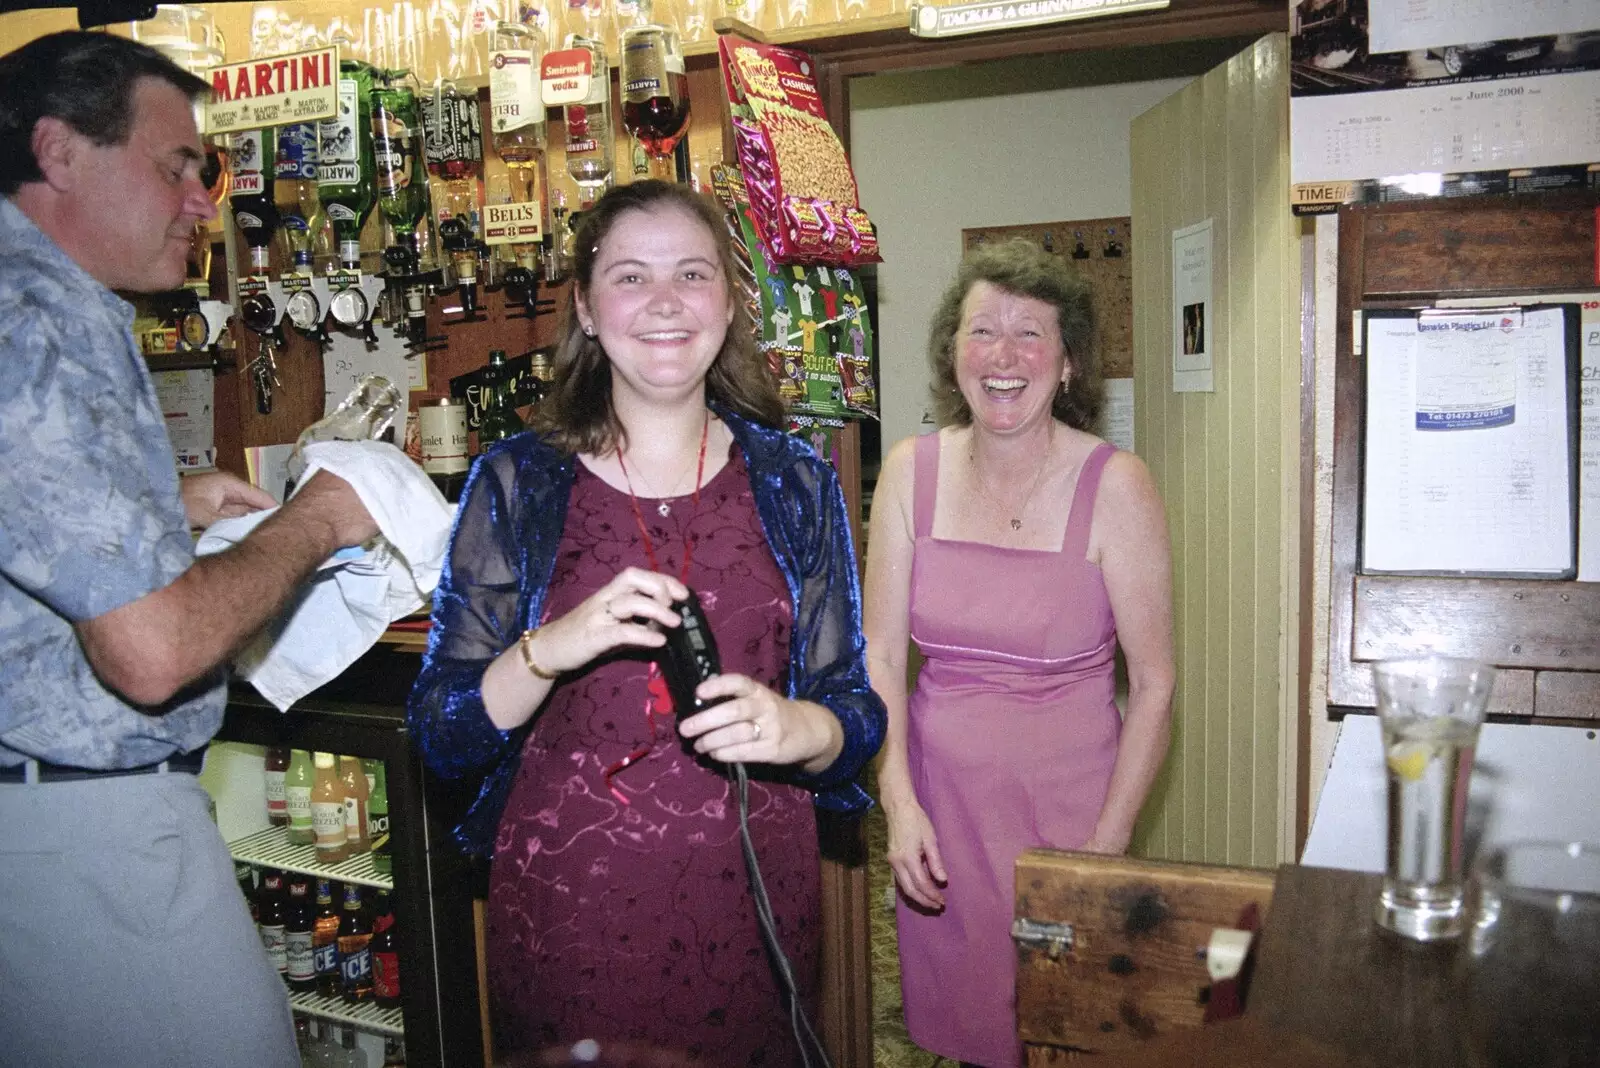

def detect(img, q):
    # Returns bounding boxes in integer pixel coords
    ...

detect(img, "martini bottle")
[317,59,378,271]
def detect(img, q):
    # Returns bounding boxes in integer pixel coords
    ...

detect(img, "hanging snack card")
[718,35,881,267]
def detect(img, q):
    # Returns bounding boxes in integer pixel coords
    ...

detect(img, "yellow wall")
[1128,33,1301,867]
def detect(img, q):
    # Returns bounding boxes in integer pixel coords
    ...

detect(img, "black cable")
[731,761,833,1068]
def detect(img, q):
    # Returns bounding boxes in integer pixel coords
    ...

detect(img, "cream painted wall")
[1127,34,1300,867]
[848,42,1250,459]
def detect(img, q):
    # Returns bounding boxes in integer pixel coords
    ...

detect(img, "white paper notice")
[1369,0,1598,57]
[153,368,216,471]
[1291,69,1600,186]
[1362,307,1573,575]
[1171,219,1213,394]
[1576,300,1600,580]
[321,330,413,416]
[1102,377,1136,452]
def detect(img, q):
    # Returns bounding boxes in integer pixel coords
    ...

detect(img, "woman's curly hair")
[926,238,1100,431]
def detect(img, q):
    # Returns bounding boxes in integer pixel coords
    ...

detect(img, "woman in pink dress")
[862,240,1175,1067]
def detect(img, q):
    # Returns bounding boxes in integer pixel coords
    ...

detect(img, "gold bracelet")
[518,628,559,680]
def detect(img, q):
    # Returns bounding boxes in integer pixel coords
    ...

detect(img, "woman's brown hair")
[533,180,785,455]
[926,238,1100,431]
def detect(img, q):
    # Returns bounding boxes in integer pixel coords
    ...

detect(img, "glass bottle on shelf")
[489,12,547,276]
[338,882,375,1003]
[286,749,315,845]
[284,875,318,992]
[230,127,279,276]
[476,349,526,450]
[274,120,325,271]
[367,758,392,876]
[562,32,613,208]
[339,754,371,855]
[257,868,288,979]
[373,69,434,266]
[371,893,402,1009]
[422,76,486,315]
[619,0,690,182]
[312,751,351,864]
[264,746,290,826]
[313,877,343,997]
[318,58,379,272]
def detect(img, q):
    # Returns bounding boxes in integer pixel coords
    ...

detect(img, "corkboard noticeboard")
[960,217,1133,379]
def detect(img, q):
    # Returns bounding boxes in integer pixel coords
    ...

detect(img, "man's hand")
[180,472,277,529]
[281,470,380,551]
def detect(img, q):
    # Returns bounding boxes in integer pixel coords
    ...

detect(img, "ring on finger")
[751,720,762,742]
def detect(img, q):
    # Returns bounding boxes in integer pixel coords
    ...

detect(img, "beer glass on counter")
[1372,655,1496,941]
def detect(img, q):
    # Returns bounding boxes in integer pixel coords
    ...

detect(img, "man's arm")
[76,471,377,707]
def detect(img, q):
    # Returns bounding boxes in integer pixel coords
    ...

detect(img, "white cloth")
[196,440,454,710]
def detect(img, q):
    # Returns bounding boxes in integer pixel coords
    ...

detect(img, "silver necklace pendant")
[1010,518,1022,531]
[657,501,672,518]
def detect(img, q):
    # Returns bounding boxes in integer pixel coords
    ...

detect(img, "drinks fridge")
[199,645,484,1067]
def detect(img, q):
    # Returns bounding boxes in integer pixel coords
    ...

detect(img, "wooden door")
[1127,33,1304,866]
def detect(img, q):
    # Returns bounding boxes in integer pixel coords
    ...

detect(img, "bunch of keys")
[249,339,280,414]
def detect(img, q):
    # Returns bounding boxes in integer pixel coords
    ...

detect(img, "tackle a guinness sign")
[909,0,1168,39]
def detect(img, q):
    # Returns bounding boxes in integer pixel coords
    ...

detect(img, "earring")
[583,325,595,337]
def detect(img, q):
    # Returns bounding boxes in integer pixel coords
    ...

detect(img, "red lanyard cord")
[602,412,710,803]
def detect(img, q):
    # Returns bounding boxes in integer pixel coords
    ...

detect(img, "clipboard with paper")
[1360,305,1580,578]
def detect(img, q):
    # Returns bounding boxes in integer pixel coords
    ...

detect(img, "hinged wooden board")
[1014,849,1277,1058]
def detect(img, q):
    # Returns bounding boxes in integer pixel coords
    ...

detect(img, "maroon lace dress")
[485,448,821,1066]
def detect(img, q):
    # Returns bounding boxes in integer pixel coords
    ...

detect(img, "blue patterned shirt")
[0,197,223,768]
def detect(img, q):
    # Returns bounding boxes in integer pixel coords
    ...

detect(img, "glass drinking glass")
[1467,841,1600,1066]
[1371,656,1496,941]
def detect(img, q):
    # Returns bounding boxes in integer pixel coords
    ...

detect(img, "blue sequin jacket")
[407,408,886,857]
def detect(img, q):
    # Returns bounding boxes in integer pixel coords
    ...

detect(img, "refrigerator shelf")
[289,990,404,1037]
[229,826,395,891]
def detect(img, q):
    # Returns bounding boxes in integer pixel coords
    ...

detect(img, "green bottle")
[364,758,390,876]
[285,749,315,845]
[317,58,378,271]
[476,349,525,450]
[372,70,431,267]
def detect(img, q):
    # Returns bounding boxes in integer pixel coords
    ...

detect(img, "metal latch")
[1010,917,1075,959]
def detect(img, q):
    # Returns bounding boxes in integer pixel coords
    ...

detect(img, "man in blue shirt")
[0,33,377,1067]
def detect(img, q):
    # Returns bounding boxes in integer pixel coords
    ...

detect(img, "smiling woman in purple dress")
[408,180,884,1065]
[863,240,1175,1068]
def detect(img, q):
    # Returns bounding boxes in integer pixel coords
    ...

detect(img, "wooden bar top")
[1249,864,1599,1068]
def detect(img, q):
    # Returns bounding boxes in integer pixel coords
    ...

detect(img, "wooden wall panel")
[1128,34,1299,868]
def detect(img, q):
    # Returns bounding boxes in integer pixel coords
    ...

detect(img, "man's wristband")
[518,628,559,680]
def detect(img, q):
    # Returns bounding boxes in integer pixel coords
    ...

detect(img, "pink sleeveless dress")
[896,433,1121,1068]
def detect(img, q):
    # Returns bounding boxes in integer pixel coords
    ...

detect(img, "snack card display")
[713,166,878,420]
[718,35,880,268]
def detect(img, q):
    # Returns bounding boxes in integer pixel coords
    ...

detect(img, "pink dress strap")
[912,432,941,540]
[1062,442,1116,556]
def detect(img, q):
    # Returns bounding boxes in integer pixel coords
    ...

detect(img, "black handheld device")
[656,589,726,717]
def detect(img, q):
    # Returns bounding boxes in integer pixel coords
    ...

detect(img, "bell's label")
[484,201,543,244]
[490,49,539,133]
[205,46,339,134]
[541,48,593,107]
